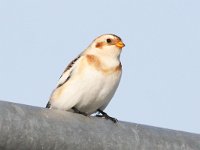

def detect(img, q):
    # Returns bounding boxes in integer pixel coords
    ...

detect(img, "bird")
[46,34,125,123]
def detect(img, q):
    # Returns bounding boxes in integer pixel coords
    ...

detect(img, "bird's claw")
[72,107,89,117]
[96,109,118,123]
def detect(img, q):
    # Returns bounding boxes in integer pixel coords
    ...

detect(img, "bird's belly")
[51,65,121,114]
[75,69,121,114]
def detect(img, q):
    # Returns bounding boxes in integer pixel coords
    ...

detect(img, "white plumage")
[46,34,125,122]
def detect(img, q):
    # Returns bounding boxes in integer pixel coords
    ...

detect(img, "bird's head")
[86,34,125,59]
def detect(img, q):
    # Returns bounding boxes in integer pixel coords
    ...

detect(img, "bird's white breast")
[74,62,122,114]
[50,55,122,114]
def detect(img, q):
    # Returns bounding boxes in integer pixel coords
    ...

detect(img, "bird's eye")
[106,38,112,43]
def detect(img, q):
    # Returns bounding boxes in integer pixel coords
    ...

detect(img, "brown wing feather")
[59,55,81,79]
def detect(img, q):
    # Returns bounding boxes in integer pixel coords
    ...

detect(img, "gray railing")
[0,100,199,150]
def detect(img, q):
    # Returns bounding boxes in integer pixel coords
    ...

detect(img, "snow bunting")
[46,34,125,123]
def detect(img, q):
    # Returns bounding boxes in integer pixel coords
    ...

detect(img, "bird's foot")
[72,107,89,117]
[96,109,118,123]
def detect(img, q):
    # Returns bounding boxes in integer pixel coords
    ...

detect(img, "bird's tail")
[46,101,51,108]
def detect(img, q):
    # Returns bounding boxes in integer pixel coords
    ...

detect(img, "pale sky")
[0,0,200,134]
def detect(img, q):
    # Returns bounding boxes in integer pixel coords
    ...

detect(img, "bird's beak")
[115,41,125,48]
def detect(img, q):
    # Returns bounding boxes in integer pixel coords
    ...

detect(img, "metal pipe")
[0,100,199,150]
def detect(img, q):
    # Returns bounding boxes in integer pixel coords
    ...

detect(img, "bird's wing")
[46,55,81,108]
[56,55,81,88]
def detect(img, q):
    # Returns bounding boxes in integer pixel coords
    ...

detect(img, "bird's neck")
[87,53,121,69]
[83,47,121,68]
